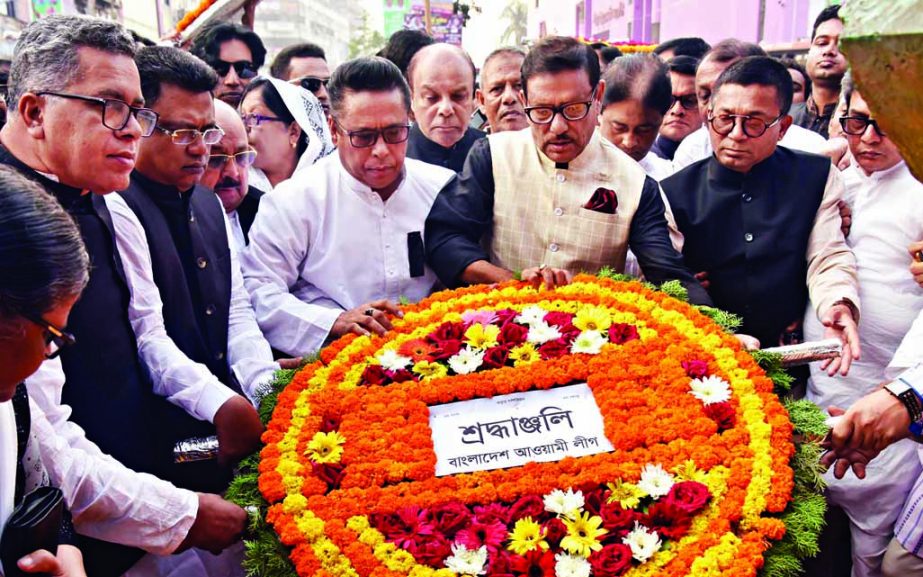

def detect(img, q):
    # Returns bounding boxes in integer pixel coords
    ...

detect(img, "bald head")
[407,43,477,148]
[203,99,251,212]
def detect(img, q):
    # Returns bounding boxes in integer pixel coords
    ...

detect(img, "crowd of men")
[0,4,921,576]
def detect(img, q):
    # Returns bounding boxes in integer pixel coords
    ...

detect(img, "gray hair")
[9,15,136,114]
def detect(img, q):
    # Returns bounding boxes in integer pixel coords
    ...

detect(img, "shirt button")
[197,257,207,269]
[215,351,225,361]
[556,174,565,183]
[554,207,564,216]
[742,193,752,203]
[205,304,216,316]
[744,233,754,242]
[549,243,559,252]
[188,213,195,223]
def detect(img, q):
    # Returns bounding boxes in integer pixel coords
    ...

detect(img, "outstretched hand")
[819,303,860,376]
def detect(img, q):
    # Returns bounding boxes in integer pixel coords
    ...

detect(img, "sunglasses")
[211,59,257,80]
[293,76,330,93]
[207,149,258,170]
[670,93,698,111]
[24,312,76,359]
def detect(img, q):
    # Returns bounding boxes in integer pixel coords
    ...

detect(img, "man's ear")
[778,114,793,141]
[18,93,47,139]
[327,114,339,146]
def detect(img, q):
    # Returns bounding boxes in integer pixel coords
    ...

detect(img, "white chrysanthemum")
[554,552,592,577]
[377,349,412,371]
[688,375,732,405]
[637,463,674,499]
[444,543,488,575]
[516,305,547,326]
[527,321,563,345]
[447,347,485,375]
[570,330,607,354]
[543,488,584,519]
[622,522,662,563]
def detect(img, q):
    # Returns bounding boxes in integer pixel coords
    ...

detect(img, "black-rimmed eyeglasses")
[670,94,698,111]
[523,99,593,124]
[37,91,159,137]
[207,149,258,170]
[840,116,886,137]
[24,313,76,359]
[707,113,783,138]
[153,125,225,145]
[211,60,257,80]
[334,121,411,148]
[292,76,330,94]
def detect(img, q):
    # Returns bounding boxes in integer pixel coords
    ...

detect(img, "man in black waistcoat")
[0,15,247,576]
[405,43,485,172]
[661,56,861,374]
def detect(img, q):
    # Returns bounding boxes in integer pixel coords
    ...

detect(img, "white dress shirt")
[803,161,923,576]
[26,358,197,554]
[241,154,455,356]
[672,124,828,172]
[227,210,247,254]
[639,151,674,181]
[104,193,279,412]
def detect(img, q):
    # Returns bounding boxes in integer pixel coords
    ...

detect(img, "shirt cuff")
[162,489,199,554]
[195,383,239,424]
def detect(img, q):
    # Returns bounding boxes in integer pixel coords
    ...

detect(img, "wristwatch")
[885,380,923,436]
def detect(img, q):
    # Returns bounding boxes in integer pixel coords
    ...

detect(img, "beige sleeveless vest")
[488,128,648,274]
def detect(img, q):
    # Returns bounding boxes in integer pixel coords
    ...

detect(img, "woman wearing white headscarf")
[239,76,335,191]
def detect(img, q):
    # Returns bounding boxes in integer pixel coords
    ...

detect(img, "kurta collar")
[338,155,407,203]
[706,149,782,186]
[855,160,908,184]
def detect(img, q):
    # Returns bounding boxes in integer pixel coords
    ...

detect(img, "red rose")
[312,462,345,490]
[642,501,692,540]
[543,311,575,328]
[589,543,634,577]
[407,534,452,568]
[499,322,529,347]
[543,517,567,548]
[582,486,610,517]
[558,322,581,342]
[482,346,510,369]
[428,321,465,344]
[494,308,519,327]
[599,502,637,539]
[426,501,471,537]
[681,359,709,378]
[360,364,389,386]
[429,338,462,361]
[664,481,711,514]
[703,402,736,431]
[608,323,639,344]
[473,502,510,526]
[488,549,516,576]
[388,368,416,383]
[510,550,556,577]
[539,338,569,360]
[508,494,546,522]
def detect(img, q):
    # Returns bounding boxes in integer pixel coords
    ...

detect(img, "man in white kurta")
[241,57,454,357]
[804,85,923,577]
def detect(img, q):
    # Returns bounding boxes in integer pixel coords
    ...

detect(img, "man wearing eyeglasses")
[651,56,701,162]
[270,42,331,115]
[241,57,454,357]
[799,72,923,577]
[424,36,710,304]
[661,56,860,370]
[1,16,249,577]
[202,100,261,251]
[191,22,266,108]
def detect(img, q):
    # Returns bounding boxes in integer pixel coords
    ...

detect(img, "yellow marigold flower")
[507,516,549,555]
[359,528,384,546]
[347,515,371,532]
[307,430,346,464]
[606,479,647,509]
[386,549,416,572]
[296,514,326,540]
[509,343,540,366]
[573,306,612,332]
[282,493,308,515]
[464,323,500,349]
[561,511,607,557]
[413,360,448,380]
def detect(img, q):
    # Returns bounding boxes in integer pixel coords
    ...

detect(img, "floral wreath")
[230,274,828,577]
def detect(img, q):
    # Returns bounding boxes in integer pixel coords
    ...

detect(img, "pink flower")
[426,501,471,537]
[543,311,575,328]
[383,506,436,550]
[474,502,510,525]
[681,359,709,378]
[462,310,499,328]
[608,323,640,344]
[406,534,452,568]
[455,519,508,553]
[663,481,711,514]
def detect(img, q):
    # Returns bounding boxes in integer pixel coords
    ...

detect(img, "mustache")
[216,177,241,189]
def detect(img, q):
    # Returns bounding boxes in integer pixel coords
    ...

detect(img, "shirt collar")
[337,155,407,201]
[0,144,89,209]
[854,160,907,184]
[807,96,837,118]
